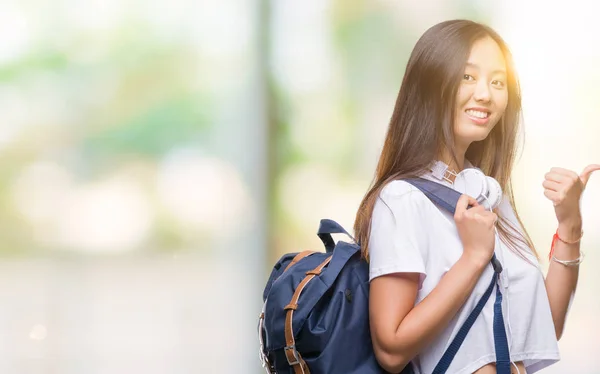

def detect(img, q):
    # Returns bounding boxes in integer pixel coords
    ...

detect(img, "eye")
[463,74,475,81]
[492,80,506,88]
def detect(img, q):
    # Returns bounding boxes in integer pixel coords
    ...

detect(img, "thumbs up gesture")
[543,164,600,225]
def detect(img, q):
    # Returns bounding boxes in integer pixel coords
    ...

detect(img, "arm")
[544,220,582,340]
[369,194,497,373]
[369,254,487,373]
[541,164,599,340]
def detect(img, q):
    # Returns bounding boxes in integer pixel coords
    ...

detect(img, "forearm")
[390,254,487,362]
[544,221,582,340]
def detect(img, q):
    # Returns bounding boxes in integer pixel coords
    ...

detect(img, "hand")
[454,194,497,267]
[543,164,600,226]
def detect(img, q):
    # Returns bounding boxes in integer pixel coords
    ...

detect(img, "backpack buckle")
[284,344,301,366]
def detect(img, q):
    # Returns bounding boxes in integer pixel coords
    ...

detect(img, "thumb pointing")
[580,164,600,186]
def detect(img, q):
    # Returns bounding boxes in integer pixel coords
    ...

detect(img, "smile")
[465,109,489,119]
[465,109,491,125]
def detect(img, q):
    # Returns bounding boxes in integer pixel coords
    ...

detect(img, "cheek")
[456,85,471,106]
[454,87,471,120]
[496,91,509,113]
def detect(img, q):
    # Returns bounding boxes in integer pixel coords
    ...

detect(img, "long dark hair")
[354,20,538,262]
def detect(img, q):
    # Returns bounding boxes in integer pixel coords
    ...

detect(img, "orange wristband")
[548,229,584,261]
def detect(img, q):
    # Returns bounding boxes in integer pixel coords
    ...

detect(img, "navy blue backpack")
[258,178,510,374]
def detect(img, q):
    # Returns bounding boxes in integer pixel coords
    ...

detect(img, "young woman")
[354,20,599,374]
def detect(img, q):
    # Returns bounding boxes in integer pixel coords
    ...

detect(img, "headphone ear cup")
[453,168,487,202]
[484,176,503,210]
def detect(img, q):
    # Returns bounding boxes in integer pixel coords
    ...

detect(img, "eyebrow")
[465,62,506,76]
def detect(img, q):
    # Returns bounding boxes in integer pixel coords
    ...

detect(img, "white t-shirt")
[368,166,560,374]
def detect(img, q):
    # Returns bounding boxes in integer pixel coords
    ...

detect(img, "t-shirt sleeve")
[368,182,430,288]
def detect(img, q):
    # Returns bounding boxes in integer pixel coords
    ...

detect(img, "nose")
[473,80,491,103]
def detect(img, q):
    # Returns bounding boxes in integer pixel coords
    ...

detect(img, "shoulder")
[379,180,430,203]
[375,180,436,219]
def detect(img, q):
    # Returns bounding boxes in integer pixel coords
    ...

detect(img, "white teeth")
[466,109,489,119]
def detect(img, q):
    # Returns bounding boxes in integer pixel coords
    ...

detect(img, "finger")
[545,172,567,183]
[465,205,486,219]
[579,164,600,186]
[479,210,497,220]
[542,180,561,192]
[543,189,562,205]
[456,194,478,213]
[550,167,579,179]
[467,203,485,212]
[473,211,497,227]
[485,212,498,226]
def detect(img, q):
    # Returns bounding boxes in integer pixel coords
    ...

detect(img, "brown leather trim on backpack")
[283,255,332,374]
[283,250,317,273]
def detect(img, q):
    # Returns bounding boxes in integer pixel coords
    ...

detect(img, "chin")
[456,129,493,144]
[472,132,492,142]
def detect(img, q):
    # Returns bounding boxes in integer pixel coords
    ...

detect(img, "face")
[453,36,508,152]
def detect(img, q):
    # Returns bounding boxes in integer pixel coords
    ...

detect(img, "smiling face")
[453,36,509,153]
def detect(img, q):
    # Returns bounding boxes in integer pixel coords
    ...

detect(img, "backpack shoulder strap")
[403,177,462,214]
[404,178,510,373]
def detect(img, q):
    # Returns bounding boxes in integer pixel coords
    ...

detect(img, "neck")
[437,147,466,176]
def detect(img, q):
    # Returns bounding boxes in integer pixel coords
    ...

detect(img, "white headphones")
[429,161,503,211]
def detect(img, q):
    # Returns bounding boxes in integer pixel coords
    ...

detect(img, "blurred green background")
[0,0,599,373]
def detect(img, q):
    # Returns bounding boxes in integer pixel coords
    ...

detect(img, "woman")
[354,20,599,374]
